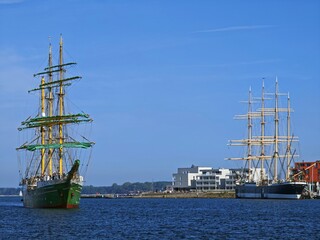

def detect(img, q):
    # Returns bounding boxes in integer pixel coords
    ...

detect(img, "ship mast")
[226,86,260,182]
[41,76,46,176]
[227,79,299,185]
[17,36,95,181]
[247,87,253,182]
[273,79,279,183]
[259,81,265,183]
[58,35,64,176]
[48,42,53,176]
[286,93,291,180]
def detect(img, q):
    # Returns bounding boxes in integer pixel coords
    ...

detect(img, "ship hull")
[22,180,82,208]
[236,182,306,199]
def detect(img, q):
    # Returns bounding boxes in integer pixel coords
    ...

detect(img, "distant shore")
[0,195,20,197]
[80,191,235,199]
[137,191,235,199]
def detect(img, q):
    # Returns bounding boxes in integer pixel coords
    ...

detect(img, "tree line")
[82,181,171,194]
[0,181,171,195]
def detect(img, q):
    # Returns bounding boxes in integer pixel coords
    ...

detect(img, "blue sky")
[0,0,319,187]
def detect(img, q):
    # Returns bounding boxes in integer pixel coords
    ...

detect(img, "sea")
[0,196,319,240]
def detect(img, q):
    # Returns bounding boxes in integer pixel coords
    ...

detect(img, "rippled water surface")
[0,197,319,239]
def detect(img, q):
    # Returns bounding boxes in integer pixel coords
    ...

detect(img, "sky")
[0,0,319,187]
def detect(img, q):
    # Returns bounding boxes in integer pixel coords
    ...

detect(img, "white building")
[172,165,240,191]
[172,165,212,191]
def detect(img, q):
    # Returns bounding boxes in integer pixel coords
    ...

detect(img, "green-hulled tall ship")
[17,36,94,208]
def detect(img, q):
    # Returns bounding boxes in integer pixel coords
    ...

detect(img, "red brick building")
[293,161,320,182]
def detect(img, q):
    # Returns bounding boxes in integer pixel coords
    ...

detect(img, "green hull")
[22,180,82,208]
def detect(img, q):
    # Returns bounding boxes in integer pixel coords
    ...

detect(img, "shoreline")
[0,191,236,199]
[136,191,235,199]
[0,195,20,197]
[80,191,236,199]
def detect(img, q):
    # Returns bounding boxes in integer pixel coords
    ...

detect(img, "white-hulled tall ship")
[227,80,307,199]
[17,36,94,208]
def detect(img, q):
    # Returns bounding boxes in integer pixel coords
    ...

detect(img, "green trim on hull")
[22,181,82,208]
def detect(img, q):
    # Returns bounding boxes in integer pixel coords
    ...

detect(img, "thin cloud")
[0,49,36,94]
[0,0,25,4]
[0,48,42,66]
[173,59,282,69]
[194,25,274,33]
[213,59,282,67]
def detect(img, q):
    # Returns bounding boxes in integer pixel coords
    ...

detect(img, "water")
[0,197,319,239]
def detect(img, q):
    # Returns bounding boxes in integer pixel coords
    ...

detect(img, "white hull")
[236,182,306,199]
